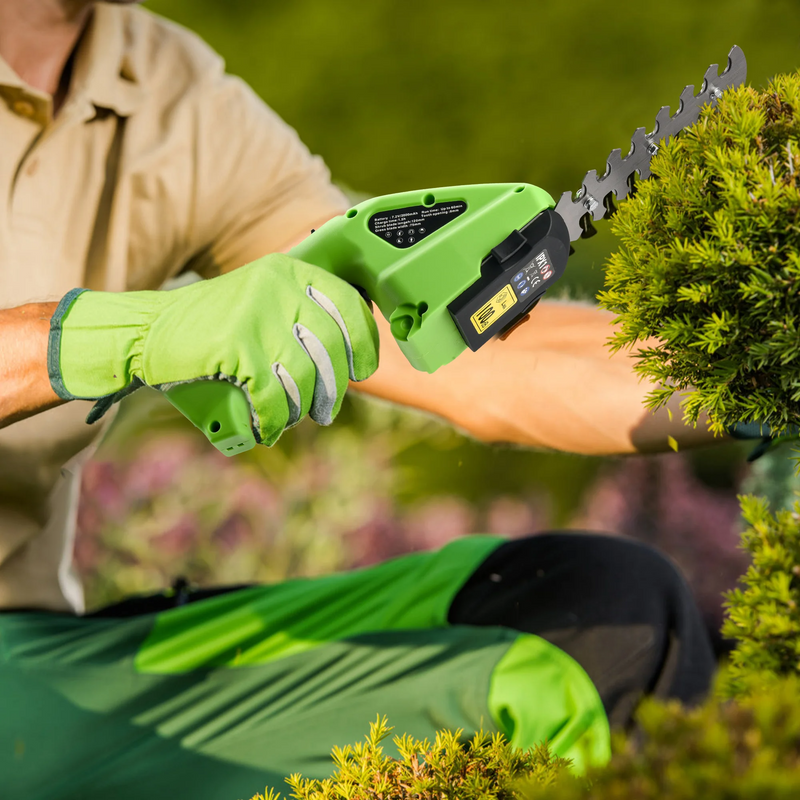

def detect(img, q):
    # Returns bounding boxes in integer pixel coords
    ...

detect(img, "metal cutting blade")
[554,45,748,242]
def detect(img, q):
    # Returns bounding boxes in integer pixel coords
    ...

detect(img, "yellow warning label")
[470,284,518,334]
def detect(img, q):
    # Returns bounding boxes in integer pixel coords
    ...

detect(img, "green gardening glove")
[48,254,380,445]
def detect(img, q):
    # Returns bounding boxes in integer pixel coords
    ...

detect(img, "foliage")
[599,74,800,437]
[722,493,800,696]
[242,677,800,800]
[247,716,570,800]
[526,676,800,800]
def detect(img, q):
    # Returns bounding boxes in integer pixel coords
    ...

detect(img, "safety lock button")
[491,229,528,264]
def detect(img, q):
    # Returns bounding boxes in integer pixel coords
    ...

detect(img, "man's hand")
[49,254,379,445]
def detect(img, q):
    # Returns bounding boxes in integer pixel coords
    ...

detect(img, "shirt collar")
[0,2,144,123]
[69,3,144,118]
[0,51,23,90]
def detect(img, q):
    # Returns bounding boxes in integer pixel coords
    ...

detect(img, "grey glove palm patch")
[271,363,302,428]
[306,285,358,381]
[291,322,338,425]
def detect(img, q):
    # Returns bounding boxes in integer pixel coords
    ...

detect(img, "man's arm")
[0,303,64,428]
[353,300,718,456]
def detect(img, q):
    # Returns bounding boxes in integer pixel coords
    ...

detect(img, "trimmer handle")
[165,182,564,455]
[164,381,256,456]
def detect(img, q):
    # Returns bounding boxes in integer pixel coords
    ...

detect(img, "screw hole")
[209,420,221,433]
[346,208,358,219]
[422,193,435,206]
[418,302,428,315]
[514,185,525,193]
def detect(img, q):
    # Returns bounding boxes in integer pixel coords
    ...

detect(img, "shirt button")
[12,99,35,118]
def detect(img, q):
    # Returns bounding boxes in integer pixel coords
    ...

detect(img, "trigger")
[498,314,531,341]
[498,296,542,341]
[353,284,373,312]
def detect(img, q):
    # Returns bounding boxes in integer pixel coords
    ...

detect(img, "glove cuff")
[48,288,91,400]
[48,288,163,401]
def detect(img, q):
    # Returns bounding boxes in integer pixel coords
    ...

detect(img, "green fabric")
[0,537,612,796]
[136,534,505,673]
[489,633,610,773]
[50,255,379,445]
[0,613,517,799]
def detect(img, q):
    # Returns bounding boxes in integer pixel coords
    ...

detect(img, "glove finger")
[301,278,379,382]
[247,371,292,447]
[271,363,302,429]
[292,322,349,426]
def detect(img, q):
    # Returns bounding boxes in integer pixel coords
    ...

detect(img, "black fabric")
[447,532,716,729]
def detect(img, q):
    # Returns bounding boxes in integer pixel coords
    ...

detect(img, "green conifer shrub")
[722,493,800,696]
[247,678,800,800]
[247,716,570,800]
[598,74,800,437]
[526,676,800,800]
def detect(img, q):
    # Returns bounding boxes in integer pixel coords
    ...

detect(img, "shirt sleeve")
[182,69,349,277]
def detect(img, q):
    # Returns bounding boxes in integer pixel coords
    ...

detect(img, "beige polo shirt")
[0,3,348,611]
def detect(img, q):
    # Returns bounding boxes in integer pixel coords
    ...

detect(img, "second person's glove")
[48,254,380,445]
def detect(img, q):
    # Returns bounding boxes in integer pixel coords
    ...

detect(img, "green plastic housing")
[164,380,257,455]
[290,183,554,373]
[165,183,553,455]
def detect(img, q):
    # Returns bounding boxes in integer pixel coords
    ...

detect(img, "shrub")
[598,73,800,437]
[247,716,570,800]
[722,493,800,697]
[526,676,800,800]
[247,677,800,800]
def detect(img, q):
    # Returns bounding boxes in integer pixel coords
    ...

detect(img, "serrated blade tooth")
[581,168,608,221]
[555,189,589,243]
[678,85,696,113]
[652,106,672,139]
[629,127,653,180]
[702,63,720,89]
[604,147,623,179]
[722,45,747,80]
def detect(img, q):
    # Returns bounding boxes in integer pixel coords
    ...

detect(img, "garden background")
[76,0,800,645]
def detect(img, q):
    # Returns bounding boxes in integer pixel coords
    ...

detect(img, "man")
[0,1,718,796]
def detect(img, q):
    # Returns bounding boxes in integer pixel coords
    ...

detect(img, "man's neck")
[0,0,94,102]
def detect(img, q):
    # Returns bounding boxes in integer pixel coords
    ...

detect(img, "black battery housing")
[448,208,571,351]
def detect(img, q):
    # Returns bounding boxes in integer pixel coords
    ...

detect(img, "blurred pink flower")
[212,513,252,553]
[151,514,199,556]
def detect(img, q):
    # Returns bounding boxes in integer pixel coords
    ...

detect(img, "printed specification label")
[470,284,518,334]
[510,248,554,298]
[369,200,467,249]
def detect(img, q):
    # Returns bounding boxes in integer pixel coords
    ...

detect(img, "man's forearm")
[0,303,64,428]
[354,300,719,456]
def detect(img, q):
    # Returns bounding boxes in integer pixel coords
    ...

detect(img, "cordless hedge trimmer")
[165,46,747,455]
